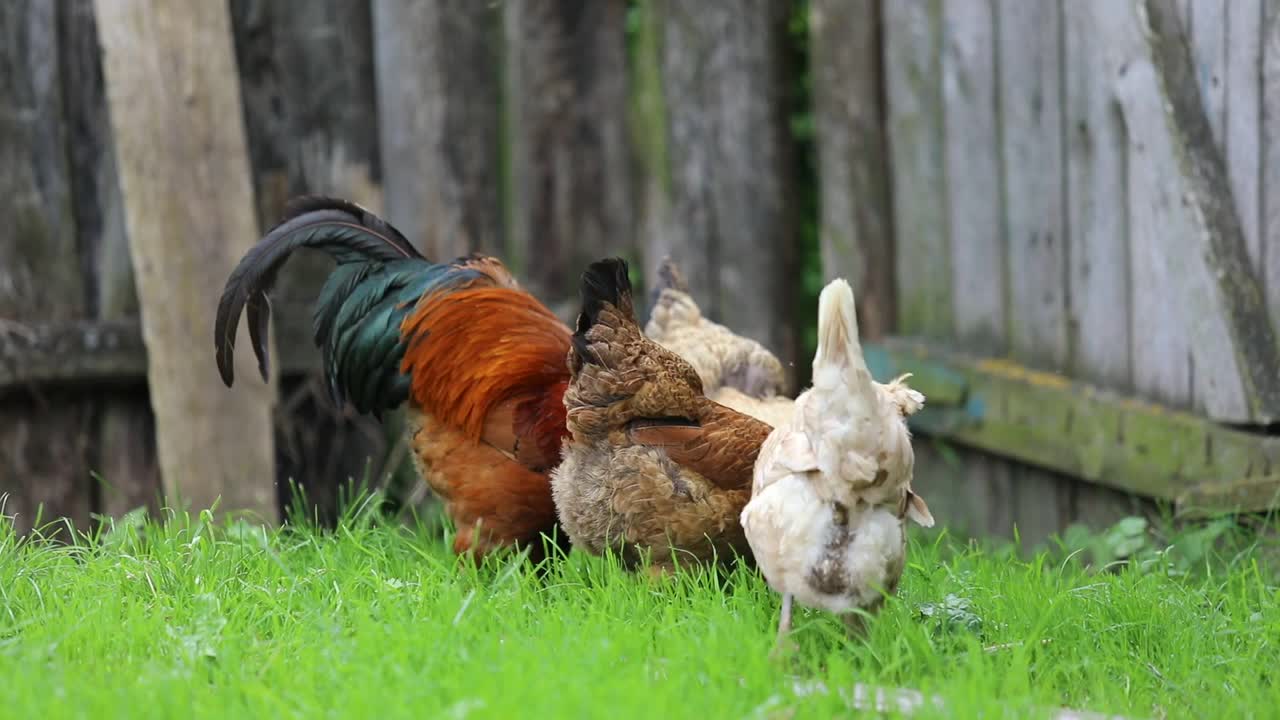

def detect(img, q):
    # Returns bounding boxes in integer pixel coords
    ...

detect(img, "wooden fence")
[2,0,1278,545]
[874,0,1280,541]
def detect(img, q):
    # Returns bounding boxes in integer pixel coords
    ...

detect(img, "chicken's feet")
[770,593,796,660]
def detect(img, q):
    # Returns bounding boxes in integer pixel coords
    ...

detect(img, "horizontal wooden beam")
[8,322,1277,516]
[0,302,321,390]
[864,338,1280,517]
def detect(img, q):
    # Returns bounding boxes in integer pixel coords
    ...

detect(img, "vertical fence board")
[232,0,382,226]
[1264,0,1280,321]
[1189,0,1228,141]
[883,0,951,339]
[0,2,93,534]
[1009,465,1076,549]
[1064,1,1134,391]
[60,0,160,517]
[810,0,894,340]
[372,0,501,258]
[504,0,635,312]
[1225,0,1264,269]
[996,0,1073,542]
[1062,0,1150,527]
[997,0,1069,368]
[95,0,277,521]
[1123,6,1194,410]
[654,0,799,377]
[231,0,389,522]
[1146,0,1280,422]
[631,0,676,317]
[942,0,1004,351]
[912,442,1016,540]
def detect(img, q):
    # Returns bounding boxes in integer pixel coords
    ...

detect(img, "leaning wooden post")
[93,0,278,522]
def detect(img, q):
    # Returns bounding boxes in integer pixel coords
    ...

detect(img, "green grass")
[1,505,1277,720]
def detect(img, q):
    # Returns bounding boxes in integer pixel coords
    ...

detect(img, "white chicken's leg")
[775,593,794,644]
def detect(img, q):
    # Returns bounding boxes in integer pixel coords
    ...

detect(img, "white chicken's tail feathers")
[815,278,870,379]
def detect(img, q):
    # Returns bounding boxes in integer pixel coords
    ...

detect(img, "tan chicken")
[740,278,934,648]
[552,258,774,573]
[644,257,794,428]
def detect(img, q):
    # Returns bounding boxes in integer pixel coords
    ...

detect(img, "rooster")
[552,259,774,574]
[740,278,933,649]
[215,196,578,560]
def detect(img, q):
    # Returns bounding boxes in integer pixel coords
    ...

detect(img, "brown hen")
[551,258,773,573]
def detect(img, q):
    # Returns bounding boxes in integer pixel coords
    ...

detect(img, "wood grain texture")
[0,311,322,390]
[504,0,635,305]
[232,0,382,231]
[1224,0,1264,269]
[1063,0,1135,391]
[810,0,895,340]
[867,338,1280,508]
[993,0,1075,548]
[0,1,93,534]
[1188,0,1228,141]
[1121,2,1193,411]
[653,0,798,381]
[230,0,389,523]
[1010,466,1075,549]
[942,0,1004,351]
[883,0,950,338]
[997,0,1069,369]
[1142,0,1280,422]
[372,0,501,258]
[911,441,1015,540]
[59,0,159,518]
[1264,0,1280,324]
[94,0,277,521]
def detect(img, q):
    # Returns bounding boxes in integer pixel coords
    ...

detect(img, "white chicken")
[740,278,934,648]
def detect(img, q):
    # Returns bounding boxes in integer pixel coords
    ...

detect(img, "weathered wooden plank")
[0,1,93,534]
[1177,474,1280,518]
[994,0,1073,543]
[1063,0,1134,391]
[1264,0,1280,323]
[230,0,388,523]
[503,0,635,305]
[1139,0,1280,422]
[864,338,1280,513]
[59,0,159,518]
[1189,0,1228,141]
[1073,483,1151,534]
[631,0,675,321]
[1123,0,1194,412]
[911,441,1017,540]
[231,0,381,223]
[1225,0,1264,269]
[371,0,501,258]
[0,310,322,390]
[997,0,1069,368]
[810,0,894,340]
[1,321,145,388]
[883,0,951,338]
[231,0,382,294]
[940,0,1003,351]
[653,0,798,381]
[1010,465,1076,549]
[95,0,277,521]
